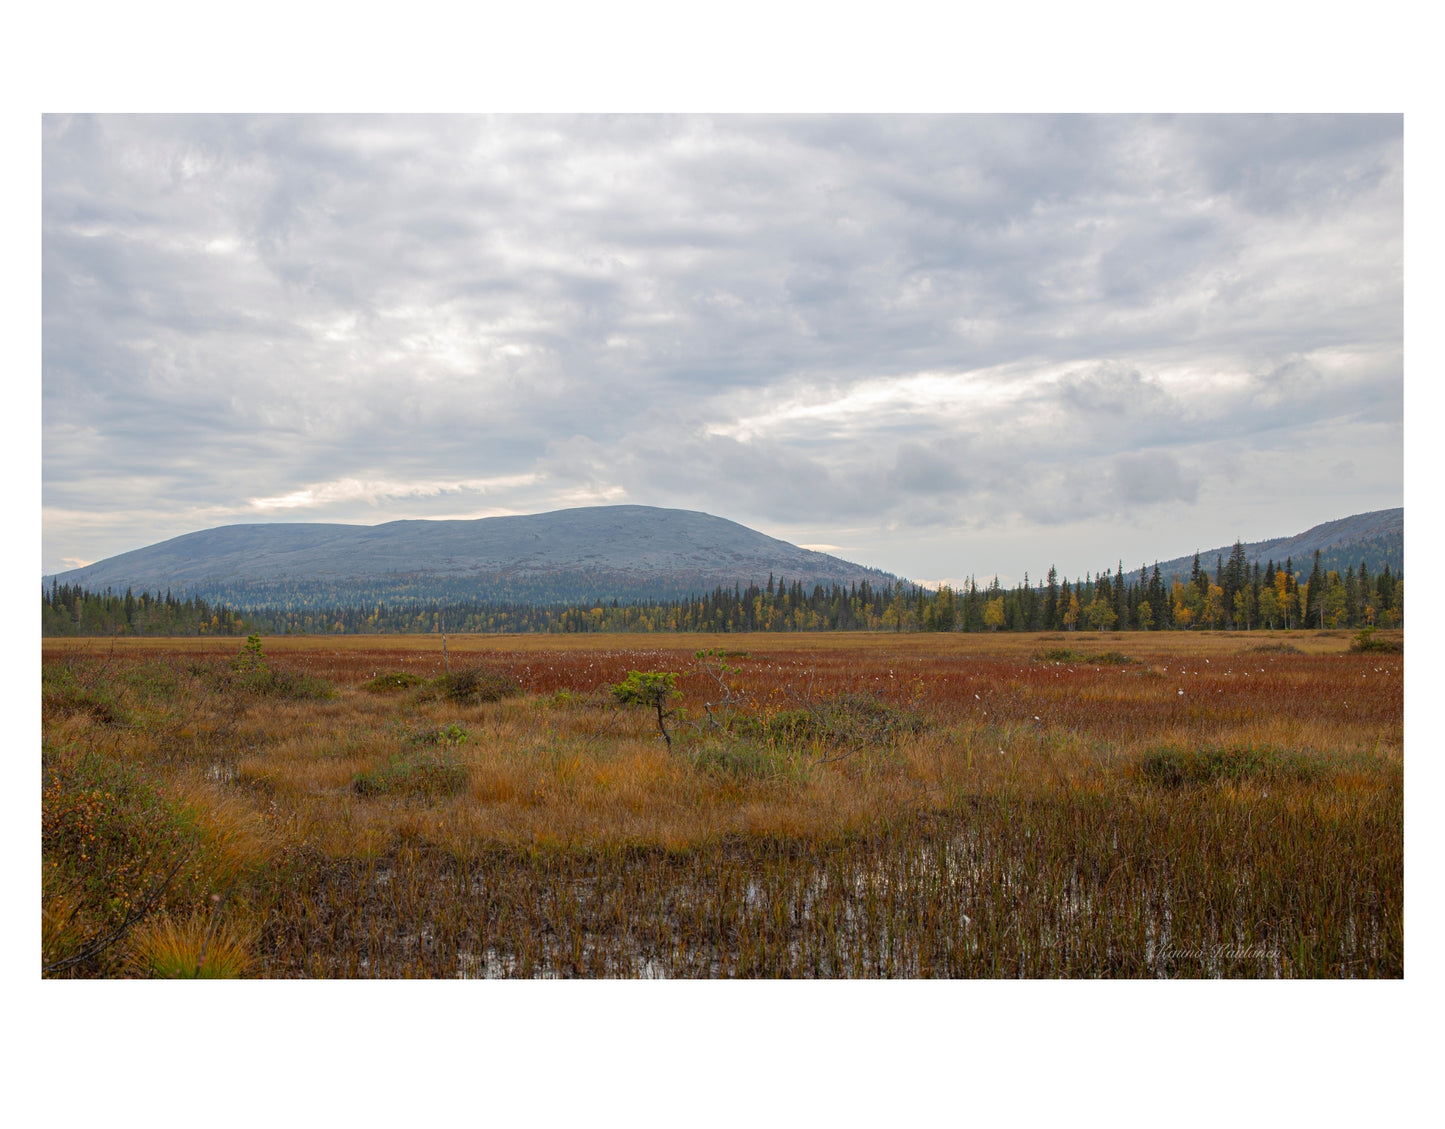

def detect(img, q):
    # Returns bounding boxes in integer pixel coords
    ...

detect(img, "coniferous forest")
[42,542,1403,637]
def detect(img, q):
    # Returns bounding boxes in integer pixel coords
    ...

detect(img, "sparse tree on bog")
[611,670,681,751]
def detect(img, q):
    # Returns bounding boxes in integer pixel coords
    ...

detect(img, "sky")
[41,113,1403,587]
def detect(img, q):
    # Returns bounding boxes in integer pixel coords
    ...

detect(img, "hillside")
[46,505,902,609]
[1147,508,1403,584]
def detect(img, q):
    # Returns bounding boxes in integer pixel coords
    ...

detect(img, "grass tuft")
[354,748,469,798]
[1136,744,1324,788]
[130,912,255,978]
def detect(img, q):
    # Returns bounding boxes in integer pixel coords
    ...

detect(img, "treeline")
[42,545,1403,637]
[42,582,251,637]
[922,547,1404,635]
[152,567,899,612]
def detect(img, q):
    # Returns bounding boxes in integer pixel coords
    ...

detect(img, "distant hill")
[1145,508,1403,585]
[46,505,903,609]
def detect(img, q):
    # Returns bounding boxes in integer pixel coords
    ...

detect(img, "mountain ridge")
[1140,508,1403,585]
[47,505,903,608]
[46,504,1404,609]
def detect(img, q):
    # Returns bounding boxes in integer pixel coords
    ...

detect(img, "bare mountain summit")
[47,506,902,608]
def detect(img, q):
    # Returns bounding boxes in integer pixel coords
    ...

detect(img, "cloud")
[42,114,1403,581]
[1112,451,1201,507]
[247,473,541,511]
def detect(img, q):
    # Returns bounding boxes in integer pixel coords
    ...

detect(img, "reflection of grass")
[41,632,1403,978]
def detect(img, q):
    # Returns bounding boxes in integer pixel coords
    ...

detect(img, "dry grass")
[41,629,1403,977]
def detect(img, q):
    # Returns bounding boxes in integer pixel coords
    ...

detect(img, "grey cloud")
[42,114,1403,580]
[889,442,967,494]
[1112,451,1201,506]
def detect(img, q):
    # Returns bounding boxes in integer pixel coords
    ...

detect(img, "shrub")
[690,738,805,783]
[42,745,206,972]
[354,749,468,798]
[189,644,336,700]
[751,691,924,750]
[1034,648,1133,665]
[433,667,522,704]
[611,670,681,751]
[405,723,471,747]
[42,662,127,724]
[243,667,336,700]
[363,671,427,693]
[1136,744,1323,788]
[1349,627,1402,654]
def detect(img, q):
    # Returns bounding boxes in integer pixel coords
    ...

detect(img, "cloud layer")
[43,114,1403,583]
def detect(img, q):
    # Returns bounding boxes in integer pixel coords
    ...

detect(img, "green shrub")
[406,723,471,747]
[690,738,805,783]
[187,645,336,700]
[1349,627,1402,654]
[235,665,336,700]
[42,745,205,962]
[354,748,468,798]
[611,670,682,750]
[363,671,427,693]
[1035,648,1133,665]
[751,691,924,749]
[42,663,128,724]
[1136,744,1323,788]
[432,667,522,704]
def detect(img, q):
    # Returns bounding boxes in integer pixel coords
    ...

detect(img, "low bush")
[405,723,471,747]
[354,749,469,798]
[1349,627,1402,654]
[42,662,127,724]
[42,744,207,973]
[363,671,427,693]
[236,666,337,700]
[1245,642,1303,654]
[186,648,336,701]
[432,667,522,704]
[751,691,924,750]
[690,738,805,783]
[1035,647,1088,662]
[1136,744,1323,788]
[1035,648,1134,665]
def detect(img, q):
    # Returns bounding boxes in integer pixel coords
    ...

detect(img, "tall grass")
[41,630,1403,977]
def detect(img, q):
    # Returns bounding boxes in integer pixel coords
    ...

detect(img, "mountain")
[45,505,903,609]
[1143,508,1403,586]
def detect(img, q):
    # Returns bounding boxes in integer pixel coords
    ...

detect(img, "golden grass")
[129,910,257,978]
[42,629,1403,977]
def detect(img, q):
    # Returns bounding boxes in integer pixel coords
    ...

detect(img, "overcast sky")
[41,113,1403,586]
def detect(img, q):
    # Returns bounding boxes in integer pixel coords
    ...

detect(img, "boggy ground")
[41,628,1403,977]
